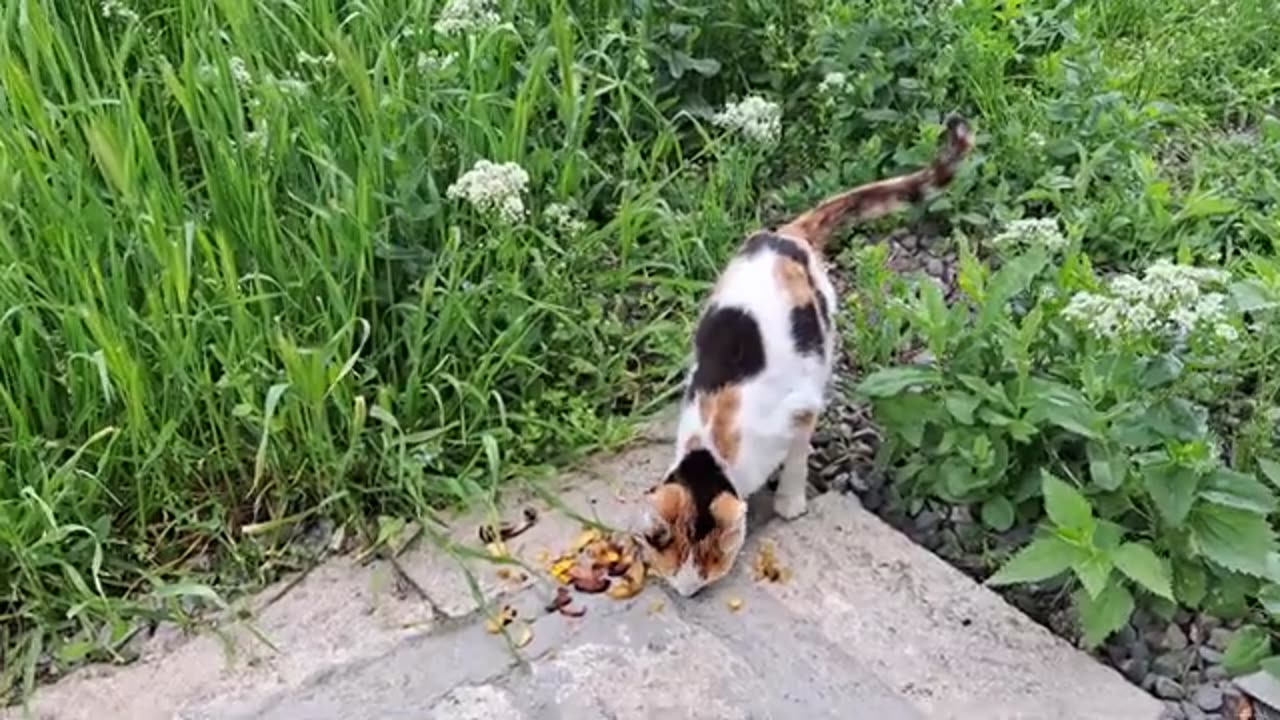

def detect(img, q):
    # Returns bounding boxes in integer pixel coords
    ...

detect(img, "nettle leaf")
[1173,558,1207,607]
[1142,398,1209,442]
[857,367,941,398]
[979,246,1049,329]
[944,391,980,425]
[1189,504,1278,578]
[1223,625,1273,676]
[1261,656,1280,682]
[1072,552,1114,599]
[1200,468,1278,514]
[1043,472,1093,532]
[957,374,1012,410]
[980,496,1015,532]
[1231,278,1278,312]
[1142,463,1199,527]
[1086,441,1126,492]
[1113,542,1174,601]
[1258,585,1280,617]
[1257,457,1280,490]
[1075,580,1134,648]
[873,394,938,447]
[1139,354,1185,389]
[1022,378,1100,439]
[987,534,1086,587]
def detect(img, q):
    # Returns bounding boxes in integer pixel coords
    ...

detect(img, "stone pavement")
[6,423,1163,720]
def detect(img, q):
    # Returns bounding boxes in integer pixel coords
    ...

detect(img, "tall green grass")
[1,0,1278,702]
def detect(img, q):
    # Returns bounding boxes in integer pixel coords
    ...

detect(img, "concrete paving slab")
[5,424,1163,720]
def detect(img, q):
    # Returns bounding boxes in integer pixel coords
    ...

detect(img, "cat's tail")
[776,114,974,251]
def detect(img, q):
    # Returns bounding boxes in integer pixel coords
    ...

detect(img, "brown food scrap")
[477,507,539,545]
[514,623,534,649]
[569,565,610,594]
[571,528,602,552]
[550,556,577,585]
[545,587,573,613]
[727,597,744,612]
[752,541,790,584]
[484,604,518,634]
[607,559,647,600]
[559,604,587,618]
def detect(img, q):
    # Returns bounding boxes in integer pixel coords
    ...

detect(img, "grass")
[1,0,1278,702]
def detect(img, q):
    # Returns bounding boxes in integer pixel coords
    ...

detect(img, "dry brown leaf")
[727,597,744,612]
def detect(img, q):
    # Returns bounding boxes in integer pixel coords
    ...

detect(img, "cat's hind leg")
[774,411,815,520]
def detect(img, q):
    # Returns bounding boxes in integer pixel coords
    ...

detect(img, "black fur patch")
[690,306,766,393]
[790,303,824,356]
[742,231,809,265]
[664,448,737,541]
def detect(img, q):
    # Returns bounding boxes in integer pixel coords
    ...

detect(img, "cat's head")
[637,448,747,596]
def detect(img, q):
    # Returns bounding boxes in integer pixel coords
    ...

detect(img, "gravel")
[1194,685,1225,712]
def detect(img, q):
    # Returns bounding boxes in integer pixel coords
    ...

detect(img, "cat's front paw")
[774,492,808,520]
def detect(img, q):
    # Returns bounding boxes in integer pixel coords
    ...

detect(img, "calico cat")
[639,115,975,596]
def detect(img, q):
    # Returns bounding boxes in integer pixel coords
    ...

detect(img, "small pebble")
[1193,685,1224,712]
[1154,650,1188,677]
[925,258,945,276]
[1163,625,1190,651]
[1120,657,1151,684]
[1198,647,1224,664]
[1180,702,1207,720]
[1159,701,1186,720]
[1208,628,1233,651]
[1154,677,1186,700]
[1203,665,1228,682]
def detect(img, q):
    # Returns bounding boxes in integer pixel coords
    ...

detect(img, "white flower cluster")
[446,159,530,224]
[712,96,782,145]
[818,72,848,95]
[433,0,500,35]
[1062,260,1235,343]
[544,202,587,236]
[101,0,139,22]
[417,50,459,74]
[991,217,1069,253]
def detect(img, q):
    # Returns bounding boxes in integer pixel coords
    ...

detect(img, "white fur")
[674,234,838,513]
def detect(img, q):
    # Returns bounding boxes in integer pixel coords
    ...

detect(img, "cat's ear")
[640,483,690,575]
[708,491,747,531]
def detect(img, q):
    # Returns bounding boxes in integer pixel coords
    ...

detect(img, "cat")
[638,115,975,597]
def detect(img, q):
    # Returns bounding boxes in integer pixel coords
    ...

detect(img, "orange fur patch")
[774,256,815,307]
[691,493,745,580]
[708,387,742,464]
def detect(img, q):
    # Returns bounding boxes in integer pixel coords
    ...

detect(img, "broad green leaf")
[1113,542,1174,601]
[1086,442,1125,492]
[1189,504,1278,578]
[1231,279,1277,312]
[1262,655,1280,682]
[979,246,1049,329]
[957,374,1012,410]
[857,367,941,398]
[986,535,1085,586]
[1075,581,1135,648]
[1223,625,1272,675]
[1258,585,1280,617]
[1173,559,1207,607]
[1139,354,1184,389]
[1142,398,1209,442]
[1176,193,1238,221]
[1257,458,1280,490]
[1201,468,1277,514]
[873,394,938,447]
[1043,472,1092,531]
[980,496,1015,532]
[944,392,980,425]
[1072,553,1113,599]
[1142,463,1199,527]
